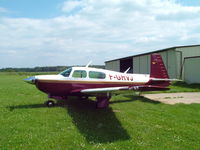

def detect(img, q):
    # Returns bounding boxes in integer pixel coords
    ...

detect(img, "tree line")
[0,65,105,72]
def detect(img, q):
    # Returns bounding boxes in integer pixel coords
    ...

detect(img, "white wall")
[184,57,200,84]
[176,46,200,81]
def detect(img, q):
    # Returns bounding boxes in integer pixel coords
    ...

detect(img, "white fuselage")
[35,67,150,84]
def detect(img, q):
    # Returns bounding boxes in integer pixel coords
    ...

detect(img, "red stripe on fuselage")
[35,79,146,96]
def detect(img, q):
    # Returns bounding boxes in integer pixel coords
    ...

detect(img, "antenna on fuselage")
[86,61,92,68]
[124,67,130,74]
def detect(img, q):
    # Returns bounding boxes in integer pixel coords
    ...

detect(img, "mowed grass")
[1,73,200,150]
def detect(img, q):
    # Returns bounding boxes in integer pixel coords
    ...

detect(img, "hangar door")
[184,57,200,84]
[120,58,133,73]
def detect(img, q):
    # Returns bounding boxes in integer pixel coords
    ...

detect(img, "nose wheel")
[45,100,55,107]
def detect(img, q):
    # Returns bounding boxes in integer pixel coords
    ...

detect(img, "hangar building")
[105,45,200,84]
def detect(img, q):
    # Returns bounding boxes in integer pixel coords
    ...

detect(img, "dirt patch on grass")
[142,92,200,104]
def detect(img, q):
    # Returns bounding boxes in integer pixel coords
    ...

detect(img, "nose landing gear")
[44,100,55,107]
[45,95,68,107]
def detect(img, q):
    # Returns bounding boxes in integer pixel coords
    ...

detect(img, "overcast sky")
[0,0,200,68]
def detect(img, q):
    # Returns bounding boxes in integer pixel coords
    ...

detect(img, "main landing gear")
[80,95,89,100]
[96,95,112,109]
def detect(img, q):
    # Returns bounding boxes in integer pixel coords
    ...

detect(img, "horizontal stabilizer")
[129,85,169,91]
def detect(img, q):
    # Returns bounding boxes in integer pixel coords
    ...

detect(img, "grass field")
[1,72,200,150]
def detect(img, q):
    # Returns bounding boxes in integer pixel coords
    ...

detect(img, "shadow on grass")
[111,95,160,104]
[62,98,130,143]
[8,104,45,111]
[7,95,160,143]
[8,98,130,143]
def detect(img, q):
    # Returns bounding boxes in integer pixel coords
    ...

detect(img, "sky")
[1,0,200,68]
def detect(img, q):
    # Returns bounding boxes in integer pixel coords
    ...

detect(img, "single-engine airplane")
[24,53,175,108]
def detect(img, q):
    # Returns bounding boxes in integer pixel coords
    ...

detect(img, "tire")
[45,100,55,107]
[80,96,88,100]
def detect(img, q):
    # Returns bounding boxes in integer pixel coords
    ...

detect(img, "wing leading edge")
[81,85,169,94]
[81,86,129,93]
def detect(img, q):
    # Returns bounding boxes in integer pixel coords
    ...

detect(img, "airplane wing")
[81,86,129,93]
[150,78,182,81]
[80,85,169,94]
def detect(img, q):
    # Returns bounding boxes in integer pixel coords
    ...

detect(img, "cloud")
[1,0,200,68]
[0,7,9,13]
[61,0,83,13]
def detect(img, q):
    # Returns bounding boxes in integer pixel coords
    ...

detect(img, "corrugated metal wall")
[133,55,150,74]
[133,57,140,73]
[105,60,120,72]
[184,57,200,83]
[167,50,177,78]
[176,46,200,58]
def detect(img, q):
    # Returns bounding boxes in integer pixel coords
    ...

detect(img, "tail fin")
[150,53,169,79]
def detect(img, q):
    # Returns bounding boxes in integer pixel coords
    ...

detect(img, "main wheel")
[45,100,55,107]
[80,96,88,100]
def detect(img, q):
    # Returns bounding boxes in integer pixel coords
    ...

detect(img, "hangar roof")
[105,44,200,63]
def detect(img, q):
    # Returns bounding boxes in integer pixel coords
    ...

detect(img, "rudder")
[150,53,169,79]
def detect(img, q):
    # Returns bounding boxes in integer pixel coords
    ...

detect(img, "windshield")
[59,68,72,77]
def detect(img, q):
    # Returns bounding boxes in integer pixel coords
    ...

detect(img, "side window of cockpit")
[89,71,106,79]
[60,68,72,77]
[72,70,87,78]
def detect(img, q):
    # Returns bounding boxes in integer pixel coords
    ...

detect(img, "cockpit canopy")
[59,67,106,79]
